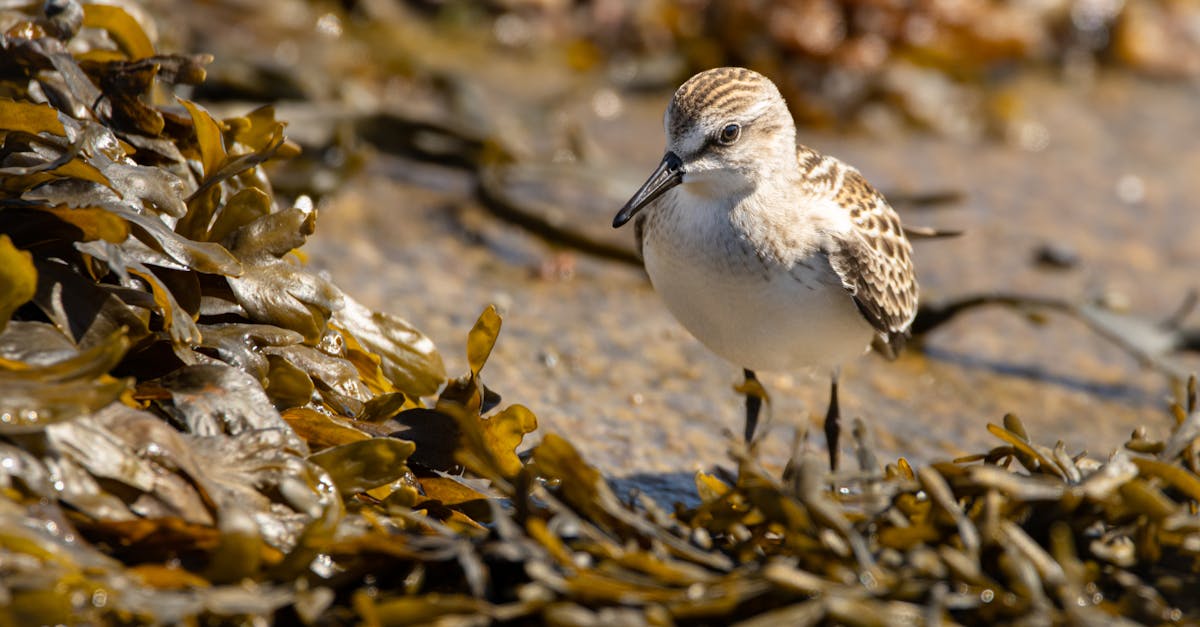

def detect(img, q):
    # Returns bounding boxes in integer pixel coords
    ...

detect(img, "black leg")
[743,368,761,444]
[824,376,841,471]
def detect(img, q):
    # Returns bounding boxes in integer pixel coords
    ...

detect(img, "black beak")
[612,152,683,228]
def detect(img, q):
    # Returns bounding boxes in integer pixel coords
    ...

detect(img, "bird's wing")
[821,168,919,358]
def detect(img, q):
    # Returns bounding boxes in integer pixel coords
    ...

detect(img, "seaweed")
[1,2,1200,625]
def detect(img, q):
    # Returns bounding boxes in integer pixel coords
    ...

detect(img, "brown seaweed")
[1,2,1200,625]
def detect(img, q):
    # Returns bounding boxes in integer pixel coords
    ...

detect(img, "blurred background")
[150,0,1200,496]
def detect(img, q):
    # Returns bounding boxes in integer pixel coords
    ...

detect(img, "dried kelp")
[3,2,1200,626]
[456,0,1200,135]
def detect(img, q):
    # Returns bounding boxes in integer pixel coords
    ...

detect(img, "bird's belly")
[644,242,874,373]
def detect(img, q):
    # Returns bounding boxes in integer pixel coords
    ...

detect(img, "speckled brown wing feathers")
[821,165,919,357]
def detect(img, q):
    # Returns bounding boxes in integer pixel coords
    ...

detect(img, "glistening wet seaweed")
[1,2,1199,625]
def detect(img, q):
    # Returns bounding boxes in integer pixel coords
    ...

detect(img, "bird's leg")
[824,373,841,471]
[743,368,761,444]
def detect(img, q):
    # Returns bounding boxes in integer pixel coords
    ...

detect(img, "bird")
[612,67,918,470]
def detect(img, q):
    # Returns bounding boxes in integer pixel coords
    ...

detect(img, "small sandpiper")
[613,67,918,470]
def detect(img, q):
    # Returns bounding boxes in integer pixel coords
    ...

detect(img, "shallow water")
[302,67,1200,498]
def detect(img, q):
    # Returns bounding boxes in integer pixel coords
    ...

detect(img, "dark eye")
[718,123,741,145]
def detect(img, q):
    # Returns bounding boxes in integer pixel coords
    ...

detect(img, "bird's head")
[614,67,796,228]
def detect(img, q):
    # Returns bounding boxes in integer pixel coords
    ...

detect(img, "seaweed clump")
[0,1,525,622]
[433,0,1200,135]
[1,2,1200,625]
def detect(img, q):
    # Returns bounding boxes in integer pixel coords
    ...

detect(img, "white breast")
[641,191,874,374]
